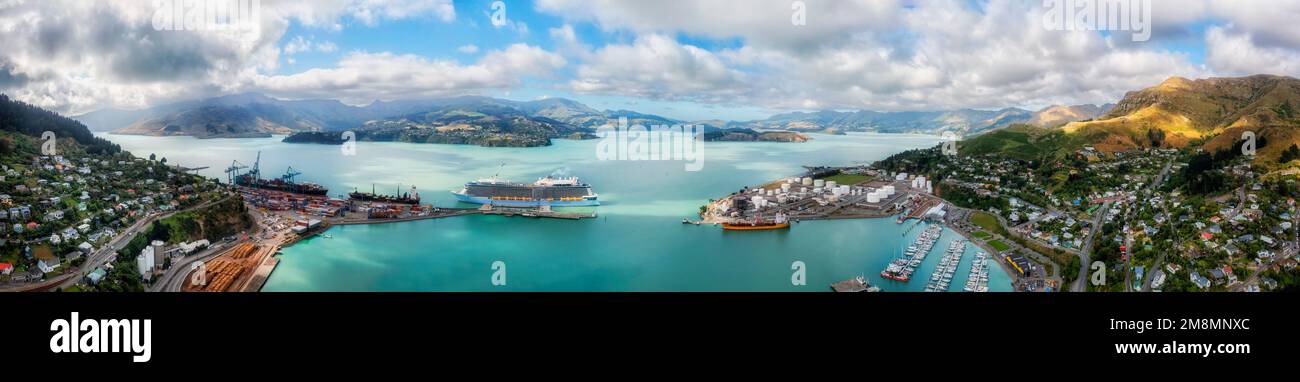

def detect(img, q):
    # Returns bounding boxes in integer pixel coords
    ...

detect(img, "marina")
[964,252,991,292]
[924,239,966,292]
[880,223,943,282]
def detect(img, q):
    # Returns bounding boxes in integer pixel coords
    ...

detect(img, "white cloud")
[346,0,456,26]
[550,0,1211,111]
[457,44,480,54]
[1206,26,1300,77]
[249,44,566,104]
[284,36,339,55]
[0,0,459,114]
[536,0,903,52]
[567,34,749,103]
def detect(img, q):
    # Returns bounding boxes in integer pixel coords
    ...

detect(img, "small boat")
[322,234,333,239]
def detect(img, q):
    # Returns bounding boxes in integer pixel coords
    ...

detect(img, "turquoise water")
[102,132,1013,291]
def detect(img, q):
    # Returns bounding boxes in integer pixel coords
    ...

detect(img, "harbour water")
[102,132,1013,291]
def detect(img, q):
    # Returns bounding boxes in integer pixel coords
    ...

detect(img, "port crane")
[281,166,303,184]
[224,161,248,184]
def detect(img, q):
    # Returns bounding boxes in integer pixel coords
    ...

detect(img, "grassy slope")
[960,124,1084,161]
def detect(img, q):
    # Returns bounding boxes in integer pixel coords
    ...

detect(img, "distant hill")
[1062,75,1300,161]
[86,93,379,138]
[72,90,1130,147]
[116,105,298,138]
[1028,104,1114,127]
[85,93,808,146]
[282,98,588,147]
[734,109,1025,136]
[703,128,809,143]
[735,103,1117,137]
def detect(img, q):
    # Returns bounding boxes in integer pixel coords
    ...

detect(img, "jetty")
[477,204,596,220]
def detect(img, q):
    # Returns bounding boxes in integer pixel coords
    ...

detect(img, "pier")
[477,204,596,220]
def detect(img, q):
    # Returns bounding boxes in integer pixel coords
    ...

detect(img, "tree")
[1280,144,1300,163]
[149,153,156,161]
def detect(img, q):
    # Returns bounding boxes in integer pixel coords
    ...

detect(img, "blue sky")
[3,1,1298,118]
[269,0,782,120]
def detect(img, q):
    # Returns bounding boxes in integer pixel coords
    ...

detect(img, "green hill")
[959,124,1085,161]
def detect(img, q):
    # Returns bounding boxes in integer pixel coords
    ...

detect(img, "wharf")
[244,256,279,292]
[477,205,596,220]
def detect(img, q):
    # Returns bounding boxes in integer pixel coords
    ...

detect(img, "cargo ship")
[230,152,328,196]
[721,213,790,231]
[350,185,420,205]
[235,172,328,196]
[452,175,599,207]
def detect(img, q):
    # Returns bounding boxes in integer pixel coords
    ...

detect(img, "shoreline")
[942,220,1025,289]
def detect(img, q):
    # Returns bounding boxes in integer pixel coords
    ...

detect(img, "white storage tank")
[802,177,813,186]
[896,172,908,181]
[867,192,881,203]
[813,179,825,187]
[781,184,792,192]
[826,180,838,189]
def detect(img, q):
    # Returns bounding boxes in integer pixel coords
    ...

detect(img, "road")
[153,205,282,292]
[149,239,243,292]
[1073,157,1173,292]
[1125,158,1173,292]
[51,194,236,291]
[1072,201,1112,292]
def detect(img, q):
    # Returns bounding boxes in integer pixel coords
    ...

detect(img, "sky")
[1,0,1299,121]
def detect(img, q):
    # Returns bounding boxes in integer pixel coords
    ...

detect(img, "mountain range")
[730,104,1112,135]
[75,93,1113,143]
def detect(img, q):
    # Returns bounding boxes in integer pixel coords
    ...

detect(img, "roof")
[0,262,12,270]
